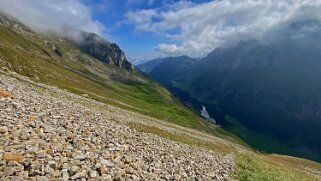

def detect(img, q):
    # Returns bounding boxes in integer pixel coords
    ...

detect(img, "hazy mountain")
[137,58,164,73]
[142,20,321,162]
[149,56,198,85]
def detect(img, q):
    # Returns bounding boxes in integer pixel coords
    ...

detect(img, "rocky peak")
[79,33,135,71]
[0,13,134,72]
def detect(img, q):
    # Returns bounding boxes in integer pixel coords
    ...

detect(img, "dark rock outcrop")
[79,33,134,71]
[44,40,63,56]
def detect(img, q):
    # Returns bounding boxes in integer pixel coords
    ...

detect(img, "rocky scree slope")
[0,70,235,180]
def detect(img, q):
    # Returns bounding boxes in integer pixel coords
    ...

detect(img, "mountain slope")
[0,14,226,135]
[143,20,321,162]
[2,13,321,180]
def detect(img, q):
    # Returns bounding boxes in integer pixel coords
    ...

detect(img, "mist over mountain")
[141,19,321,162]
[0,0,104,42]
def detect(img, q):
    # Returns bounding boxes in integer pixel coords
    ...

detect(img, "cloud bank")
[126,0,321,57]
[0,0,104,40]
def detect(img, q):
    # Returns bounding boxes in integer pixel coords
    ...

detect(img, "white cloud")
[155,44,186,56]
[126,0,321,57]
[125,9,158,32]
[0,0,105,40]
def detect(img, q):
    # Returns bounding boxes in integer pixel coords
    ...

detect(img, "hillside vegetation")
[0,22,233,139]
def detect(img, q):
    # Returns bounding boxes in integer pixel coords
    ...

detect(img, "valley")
[140,27,321,163]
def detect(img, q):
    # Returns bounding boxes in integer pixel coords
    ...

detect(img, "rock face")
[79,33,134,71]
[0,70,234,180]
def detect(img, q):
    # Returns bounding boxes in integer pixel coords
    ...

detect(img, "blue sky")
[82,0,321,64]
[2,0,321,64]
[82,0,213,63]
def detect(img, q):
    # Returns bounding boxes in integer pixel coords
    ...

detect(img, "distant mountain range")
[139,19,321,162]
[137,58,164,73]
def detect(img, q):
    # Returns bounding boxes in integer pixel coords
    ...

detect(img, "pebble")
[11,101,20,109]
[3,153,24,163]
[3,167,14,176]
[74,154,87,160]
[0,126,8,134]
[0,89,11,97]
[101,159,114,167]
[90,170,98,178]
[70,171,85,179]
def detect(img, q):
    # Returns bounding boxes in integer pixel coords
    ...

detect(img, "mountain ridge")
[140,20,321,162]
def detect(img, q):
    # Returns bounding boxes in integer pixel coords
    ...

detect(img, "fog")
[0,0,104,41]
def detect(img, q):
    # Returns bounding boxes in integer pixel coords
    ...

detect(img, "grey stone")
[0,126,8,134]
[74,154,87,161]
[3,167,14,176]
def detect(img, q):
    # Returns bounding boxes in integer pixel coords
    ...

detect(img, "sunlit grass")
[234,153,321,181]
